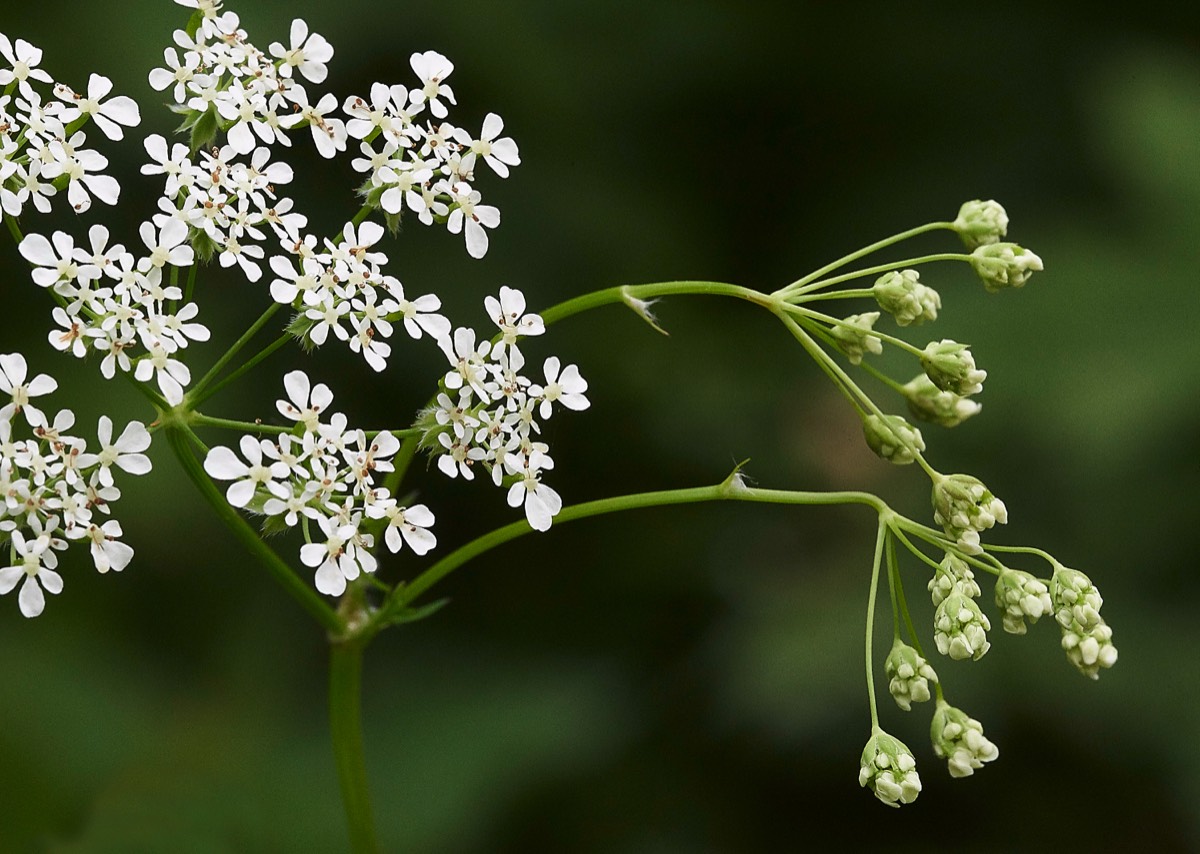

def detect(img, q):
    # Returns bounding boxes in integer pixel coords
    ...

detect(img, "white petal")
[18,575,45,617]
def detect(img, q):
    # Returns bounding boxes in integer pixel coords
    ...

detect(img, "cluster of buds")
[872,269,940,326]
[885,640,938,711]
[933,589,992,661]
[994,568,1052,635]
[952,199,1009,249]
[930,702,999,777]
[931,473,1008,554]
[862,414,925,466]
[829,312,883,365]
[970,243,1044,293]
[858,730,922,807]
[901,374,981,428]
[0,354,151,616]
[920,340,986,397]
[1051,566,1118,679]
[928,552,981,606]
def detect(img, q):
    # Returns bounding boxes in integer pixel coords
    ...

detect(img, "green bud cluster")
[885,640,938,711]
[928,553,980,607]
[934,590,992,661]
[831,312,883,365]
[930,702,999,777]
[862,414,925,465]
[902,374,982,428]
[932,473,1007,554]
[920,339,986,397]
[872,269,940,326]
[970,242,1044,292]
[859,730,922,807]
[1051,567,1118,679]
[953,199,1009,249]
[994,569,1052,635]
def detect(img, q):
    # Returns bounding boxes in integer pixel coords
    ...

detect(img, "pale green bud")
[831,312,883,365]
[920,339,986,396]
[952,199,1009,250]
[969,242,1044,293]
[931,473,1008,554]
[862,414,925,466]
[902,374,982,428]
[859,730,922,807]
[934,590,992,661]
[1051,566,1118,679]
[885,640,938,711]
[930,702,999,777]
[994,569,1052,635]
[928,552,981,607]
[872,269,941,326]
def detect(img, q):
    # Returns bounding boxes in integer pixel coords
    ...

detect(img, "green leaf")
[380,598,451,629]
[189,105,220,153]
[185,10,204,40]
[190,228,218,263]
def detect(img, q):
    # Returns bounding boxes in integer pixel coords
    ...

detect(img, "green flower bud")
[969,242,1043,293]
[934,590,991,660]
[902,374,982,428]
[859,729,922,807]
[952,199,1009,250]
[931,473,1008,554]
[928,552,981,607]
[862,414,925,465]
[1051,566,1118,679]
[994,569,1052,635]
[885,640,938,711]
[920,339,986,396]
[872,269,940,326]
[831,312,883,365]
[930,702,999,777]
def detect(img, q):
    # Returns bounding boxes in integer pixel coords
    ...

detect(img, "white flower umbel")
[953,199,1009,250]
[970,242,1044,293]
[872,269,940,326]
[931,473,1007,554]
[862,413,924,466]
[830,312,883,365]
[858,729,922,807]
[994,568,1052,635]
[885,640,938,712]
[1050,566,1118,679]
[930,702,999,777]
[920,340,986,397]
[934,590,992,661]
[928,552,981,608]
[901,374,982,428]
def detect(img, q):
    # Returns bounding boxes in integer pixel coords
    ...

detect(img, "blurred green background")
[2,1,1198,851]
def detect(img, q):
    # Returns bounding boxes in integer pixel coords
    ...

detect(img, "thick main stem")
[330,639,380,854]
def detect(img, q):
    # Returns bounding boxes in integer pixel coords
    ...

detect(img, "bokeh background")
[2,1,1198,851]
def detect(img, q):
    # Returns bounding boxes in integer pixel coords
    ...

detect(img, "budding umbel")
[1051,566,1118,679]
[902,374,982,428]
[953,199,1009,249]
[970,242,1044,293]
[872,269,940,326]
[862,413,925,465]
[920,339,986,397]
[930,702,999,777]
[994,568,1052,635]
[831,312,883,365]
[859,729,922,807]
[931,473,1008,554]
[885,640,938,711]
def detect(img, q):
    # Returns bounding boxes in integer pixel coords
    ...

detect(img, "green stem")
[798,288,876,302]
[186,303,283,406]
[539,281,776,326]
[787,305,927,359]
[865,520,888,729]
[191,413,293,435]
[382,470,884,621]
[330,639,380,854]
[189,332,293,409]
[780,221,954,292]
[886,533,901,638]
[5,213,23,244]
[165,425,344,634]
[782,252,969,298]
[184,263,199,305]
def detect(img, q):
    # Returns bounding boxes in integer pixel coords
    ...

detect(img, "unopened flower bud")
[994,569,1052,635]
[902,374,982,428]
[931,473,1008,554]
[969,242,1043,293]
[928,552,981,607]
[859,729,922,807]
[885,640,938,711]
[953,199,1009,249]
[921,339,986,396]
[934,590,992,660]
[872,270,940,326]
[862,414,925,465]
[1051,566,1118,679]
[930,702,999,777]
[830,312,883,365]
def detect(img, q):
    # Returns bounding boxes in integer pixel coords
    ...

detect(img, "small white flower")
[0,37,54,98]
[83,519,135,574]
[276,370,334,433]
[0,353,57,427]
[381,503,437,555]
[0,529,66,618]
[446,181,500,259]
[93,416,153,488]
[133,343,191,406]
[204,435,290,508]
[529,356,590,420]
[271,19,334,84]
[504,450,561,532]
[485,286,544,344]
[53,73,141,141]
[408,50,456,119]
[300,515,360,596]
[138,218,195,271]
[19,231,98,288]
[148,47,202,105]
[452,113,520,178]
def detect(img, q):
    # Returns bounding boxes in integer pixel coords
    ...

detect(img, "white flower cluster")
[885,640,938,712]
[203,370,436,597]
[872,269,940,326]
[0,354,151,617]
[927,552,981,607]
[994,568,1052,635]
[1051,566,1118,679]
[858,730,922,807]
[931,473,1008,554]
[930,702,999,778]
[930,551,991,661]
[273,220,450,372]
[0,33,140,217]
[18,224,209,406]
[902,374,981,428]
[426,286,590,532]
